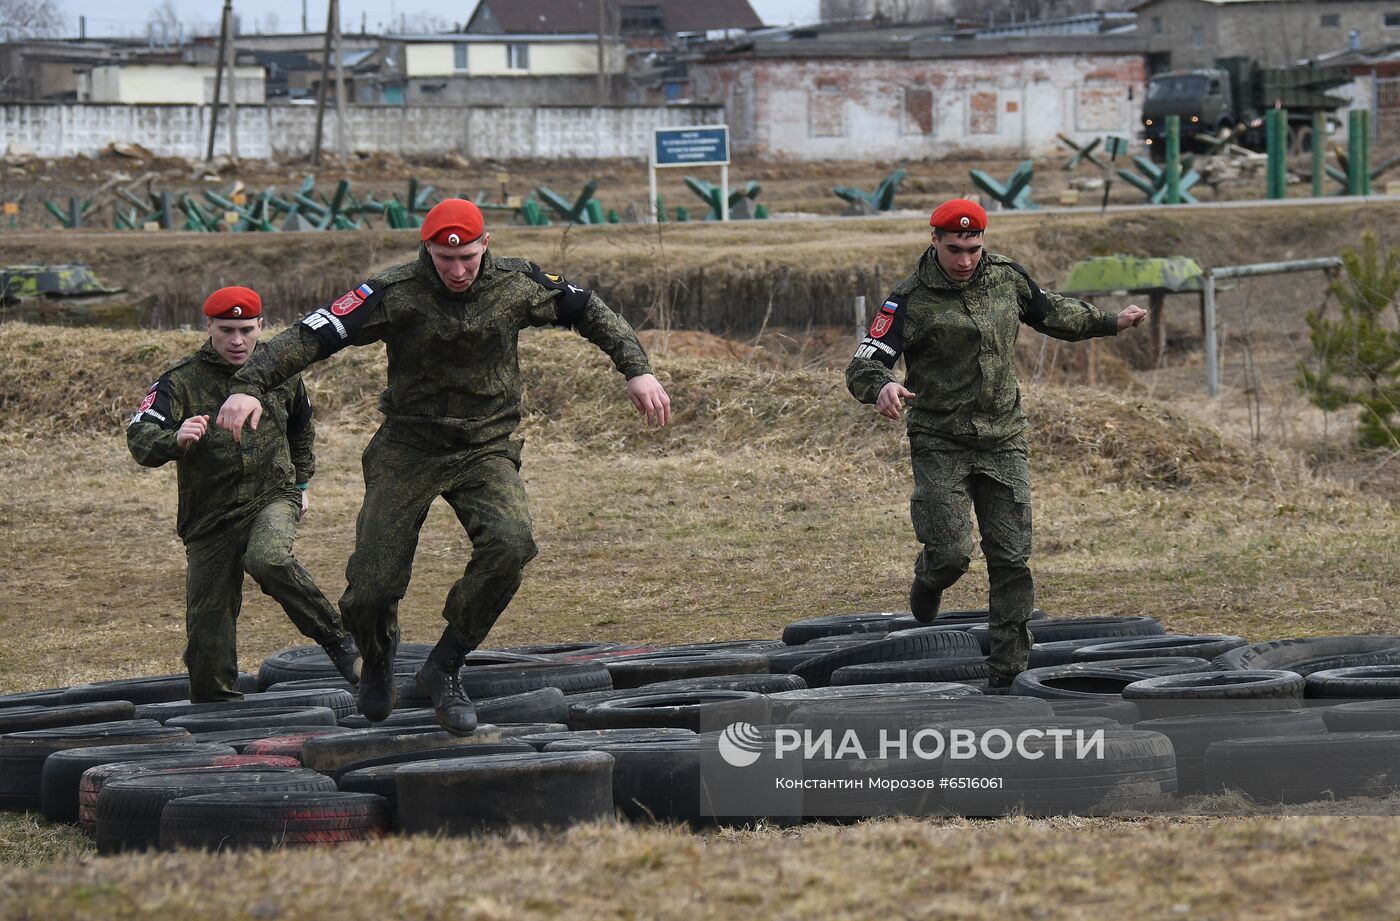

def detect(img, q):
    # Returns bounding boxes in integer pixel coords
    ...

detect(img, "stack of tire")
[5,625,1400,840]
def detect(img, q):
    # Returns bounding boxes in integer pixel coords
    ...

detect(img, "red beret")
[203,285,262,319]
[930,199,988,233]
[421,199,485,247]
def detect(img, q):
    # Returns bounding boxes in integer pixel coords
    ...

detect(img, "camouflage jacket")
[229,245,653,449]
[127,340,314,543]
[846,248,1119,449]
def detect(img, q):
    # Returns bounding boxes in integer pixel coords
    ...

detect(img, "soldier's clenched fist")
[176,414,210,449]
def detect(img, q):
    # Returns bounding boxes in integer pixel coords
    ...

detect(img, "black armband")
[528,262,593,327]
[129,375,176,430]
[852,292,907,369]
[288,381,313,436]
[300,280,384,357]
[1007,261,1051,326]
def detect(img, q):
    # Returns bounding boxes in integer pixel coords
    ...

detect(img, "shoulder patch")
[301,279,386,357]
[129,373,177,430]
[1003,260,1051,325]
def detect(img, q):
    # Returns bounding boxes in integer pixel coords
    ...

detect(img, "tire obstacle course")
[5,613,1400,850]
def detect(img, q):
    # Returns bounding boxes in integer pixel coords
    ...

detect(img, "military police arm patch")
[852,294,906,370]
[300,281,383,357]
[1006,261,1052,327]
[129,376,176,429]
[527,263,593,327]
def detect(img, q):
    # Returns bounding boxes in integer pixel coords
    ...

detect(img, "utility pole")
[226,3,239,162]
[302,0,308,33]
[596,0,607,104]
[333,0,347,159]
[312,0,334,165]
[205,0,232,163]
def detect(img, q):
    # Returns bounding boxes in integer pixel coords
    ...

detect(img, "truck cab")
[1142,67,1233,155]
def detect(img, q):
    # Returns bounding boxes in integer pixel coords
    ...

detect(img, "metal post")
[205,0,231,163]
[225,7,238,163]
[720,163,729,222]
[1311,111,1325,198]
[1203,271,1219,397]
[1266,108,1287,199]
[596,0,607,104]
[854,295,866,341]
[649,147,659,224]
[1359,109,1372,195]
[1348,110,1364,196]
[1165,115,1181,205]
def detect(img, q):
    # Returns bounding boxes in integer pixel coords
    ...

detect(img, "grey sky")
[54,0,820,38]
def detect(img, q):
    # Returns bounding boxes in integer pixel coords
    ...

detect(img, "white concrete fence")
[0,103,725,160]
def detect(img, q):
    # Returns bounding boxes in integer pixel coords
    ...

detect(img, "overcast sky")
[53,0,821,38]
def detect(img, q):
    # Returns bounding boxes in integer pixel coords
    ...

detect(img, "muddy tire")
[396,751,614,834]
[830,656,988,687]
[571,690,769,733]
[0,702,136,735]
[794,628,982,688]
[166,707,340,734]
[160,790,390,849]
[476,688,569,725]
[1204,732,1400,803]
[40,742,235,824]
[1213,636,1400,675]
[780,612,917,646]
[1074,635,1248,663]
[1304,666,1400,699]
[0,720,186,811]
[300,726,505,774]
[1135,709,1327,795]
[453,662,612,699]
[1122,670,1305,719]
[600,653,769,690]
[137,689,357,723]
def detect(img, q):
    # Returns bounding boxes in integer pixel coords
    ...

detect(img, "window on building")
[1320,13,1340,26]
[620,5,664,32]
[810,90,846,138]
[1152,16,1163,34]
[1191,25,1203,48]
[969,90,998,135]
[506,43,530,70]
[1387,12,1400,26]
[453,44,468,71]
[902,86,934,135]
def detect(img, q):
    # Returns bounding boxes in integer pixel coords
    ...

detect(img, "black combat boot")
[357,635,397,722]
[322,634,362,686]
[415,626,478,737]
[909,577,943,624]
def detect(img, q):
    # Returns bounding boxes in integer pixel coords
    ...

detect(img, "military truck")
[1141,57,1350,157]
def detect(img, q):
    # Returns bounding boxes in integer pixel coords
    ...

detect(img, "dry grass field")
[0,202,1398,918]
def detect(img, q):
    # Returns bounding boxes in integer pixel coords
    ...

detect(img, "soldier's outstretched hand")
[876,382,917,420]
[1118,305,1148,330]
[176,414,210,449]
[216,394,263,444]
[627,373,672,428]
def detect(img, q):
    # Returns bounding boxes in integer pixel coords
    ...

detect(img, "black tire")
[794,628,983,688]
[160,790,390,849]
[0,688,69,709]
[1304,666,1400,699]
[1204,731,1400,803]
[0,701,136,735]
[499,642,624,658]
[76,754,301,836]
[0,720,187,812]
[300,726,506,774]
[1321,700,1400,732]
[1135,709,1328,795]
[242,728,356,761]
[931,608,1049,626]
[571,690,770,732]
[528,728,697,752]
[266,675,421,700]
[768,682,986,722]
[631,674,807,695]
[395,751,615,834]
[339,709,442,730]
[766,636,882,674]
[61,675,194,706]
[1213,636,1400,675]
[1073,635,1248,663]
[453,662,613,699]
[601,653,769,690]
[934,729,1176,817]
[1057,657,1213,678]
[166,707,340,734]
[1122,670,1305,720]
[1012,666,1148,700]
[331,742,534,781]
[137,689,358,723]
[256,643,435,690]
[788,694,1049,735]
[489,722,568,738]
[95,766,335,853]
[664,641,787,655]
[970,617,1165,656]
[1028,640,1118,667]
[476,688,569,725]
[781,612,917,646]
[1046,699,1140,723]
[40,742,236,824]
[830,657,988,687]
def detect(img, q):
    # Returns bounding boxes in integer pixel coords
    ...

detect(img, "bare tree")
[398,12,453,33]
[146,0,180,46]
[0,0,61,41]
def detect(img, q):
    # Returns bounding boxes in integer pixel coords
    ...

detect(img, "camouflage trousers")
[184,493,347,702]
[339,424,538,665]
[909,435,1035,682]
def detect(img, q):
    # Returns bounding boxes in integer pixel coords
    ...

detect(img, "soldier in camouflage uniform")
[127,286,360,703]
[846,200,1146,689]
[216,199,671,734]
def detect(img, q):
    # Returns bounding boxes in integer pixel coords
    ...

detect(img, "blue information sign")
[654,127,730,167]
